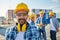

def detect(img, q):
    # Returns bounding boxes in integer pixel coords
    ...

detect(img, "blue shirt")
[5,22,40,40]
[36,17,46,29]
[29,20,35,25]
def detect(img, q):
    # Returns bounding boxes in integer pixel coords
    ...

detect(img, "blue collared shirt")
[29,20,35,25]
[5,23,40,40]
[36,17,46,29]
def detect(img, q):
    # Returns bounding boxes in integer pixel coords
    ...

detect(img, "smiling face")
[16,11,28,25]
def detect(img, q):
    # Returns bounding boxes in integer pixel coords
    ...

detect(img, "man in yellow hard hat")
[36,11,47,40]
[5,3,40,40]
[49,11,59,40]
[29,13,35,25]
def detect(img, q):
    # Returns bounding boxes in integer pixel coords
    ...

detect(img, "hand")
[36,24,44,27]
[56,28,59,32]
[40,24,44,26]
[37,24,40,26]
[56,29,59,32]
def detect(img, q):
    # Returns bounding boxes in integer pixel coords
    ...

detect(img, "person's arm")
[5,28,13,40]
[35,19,44,27]
[5,28,10,40]
[56,27,59,32]
[35,18,40,26]
[55,19,59,32]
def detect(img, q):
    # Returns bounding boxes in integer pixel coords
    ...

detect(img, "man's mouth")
[18,19,26,22]
[18,19,26,25]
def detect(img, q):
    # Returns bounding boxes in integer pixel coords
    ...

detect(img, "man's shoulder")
[27,24,36,29]
[28,24,37,30]
[8,25,16,29]
[6,25,16,33]
[26,24,38,33]
[52,17,58,21]
[52,17,56,20]
[5,25,17,39]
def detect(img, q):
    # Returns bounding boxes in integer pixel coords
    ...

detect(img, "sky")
[0,0,60,18]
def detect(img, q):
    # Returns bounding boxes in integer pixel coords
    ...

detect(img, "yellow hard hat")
[14,3,29,14]
[49,11,54,16]
[29,13,35,19]
[39,11,44,14]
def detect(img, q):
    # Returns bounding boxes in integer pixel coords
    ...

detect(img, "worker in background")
[5,3,40,40]
[29,13,35,25]
[36,11,47,40]
[49,11,59,40]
